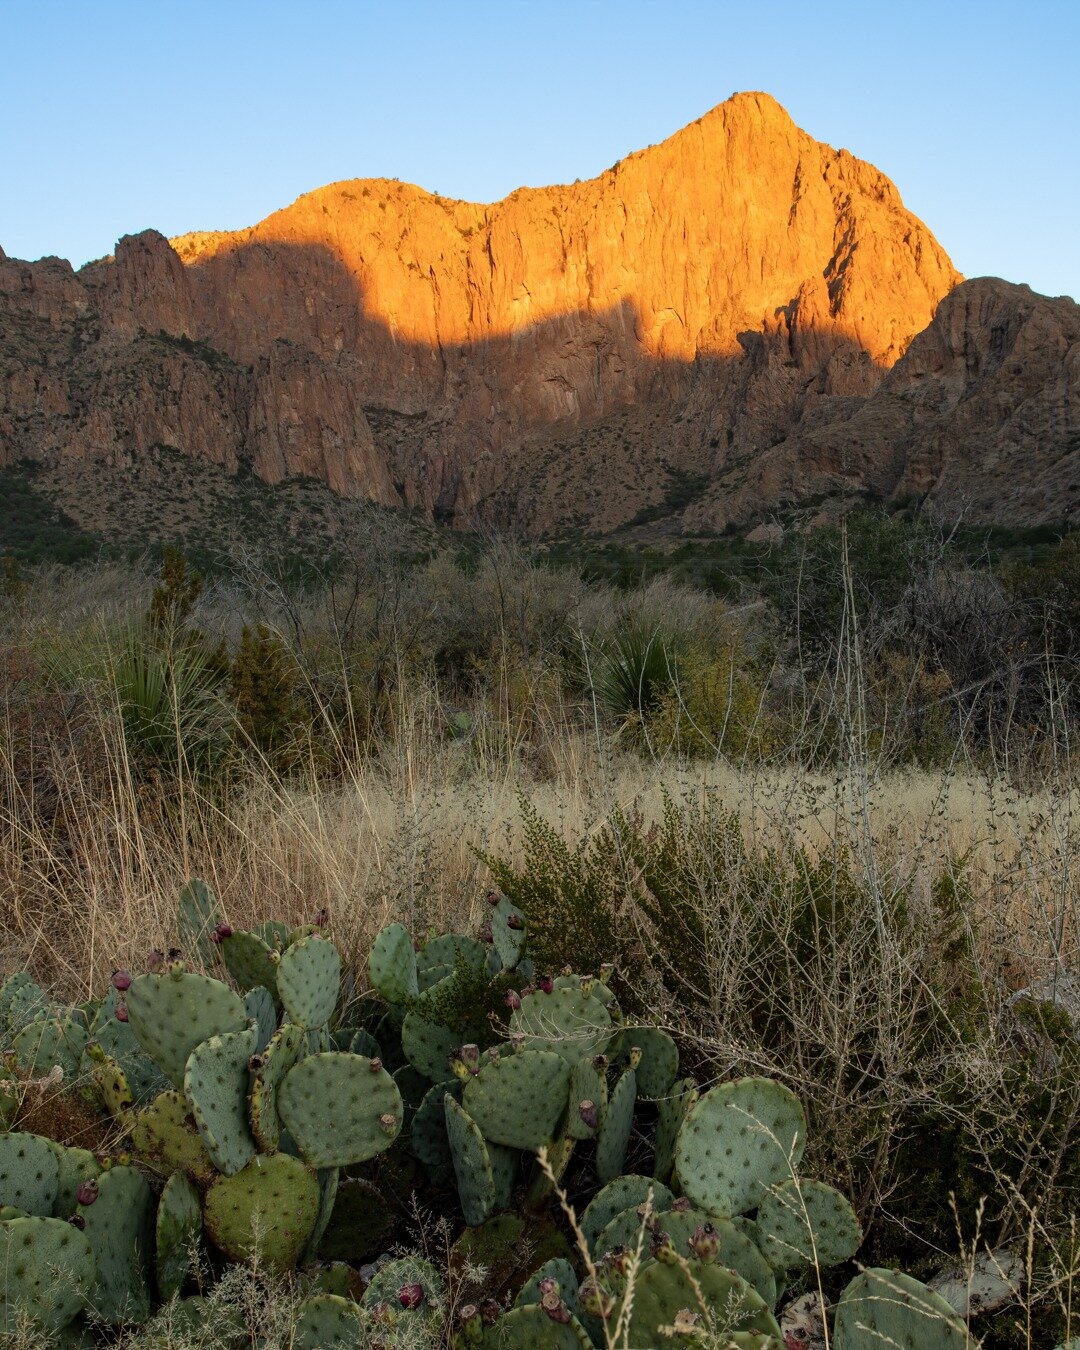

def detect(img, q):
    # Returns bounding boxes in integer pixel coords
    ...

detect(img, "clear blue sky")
[2,0,1077,299]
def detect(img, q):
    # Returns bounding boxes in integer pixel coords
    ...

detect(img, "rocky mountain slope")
[1,91,1077,536]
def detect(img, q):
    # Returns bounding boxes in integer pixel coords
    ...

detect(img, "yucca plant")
[108,634,232,773]
[591,624,681,725]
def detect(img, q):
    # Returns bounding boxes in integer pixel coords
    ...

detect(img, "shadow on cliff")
[107,233,891,531]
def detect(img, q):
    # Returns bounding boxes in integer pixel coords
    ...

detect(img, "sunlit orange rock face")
[2,92,1076,530]
[163,92,958,517]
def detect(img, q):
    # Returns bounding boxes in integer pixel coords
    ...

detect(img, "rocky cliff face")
[1,92,1077,534]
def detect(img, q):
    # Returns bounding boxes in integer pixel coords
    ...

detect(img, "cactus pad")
[362,1254,444,1321]
[13,1015,87,1080]
[277,934,341,1029]
[49,1144,101,1218]
[131,1089,216,1184]
[568,1054,609,1140]
[509,986,613,1063]
[445,1094,498,1225]
[203,1152,320,1273]
[482,1304,593,1348]
[177,879,222,967]
[304,1167,339,1262]
[596,1065,636,1182]
[0,1216,95,1333]
[126,970,248,1087]
[834,1267,969,1348]
[317,1176,393,1262]
[244,985,277,1053]
[514,1257,581,1313]
[627,1260,782,1345]
[674,1075,806,1217]
[0,1132,58,1215]
[76,1163,155,1325]
[581,1174,674,1251]
[622,1026,679,1100]
[756,1178,862,1272]
[278,1052,403,1167]
[87,1046,134,1122]
[183,1024,258,1176]
[367,923,418,1003]
[418,934,487,990]
[490,895,527,971]
[462,1049,571,1151]
[155,1170,201,1301]
[220,930,280,998]
[412,1078,461,1180]
[86,1012,167,1106]
[293,1294,365,1349]
[401,1007,463,1081]
[249,1022,304,1153]
[653,1076,697,1183]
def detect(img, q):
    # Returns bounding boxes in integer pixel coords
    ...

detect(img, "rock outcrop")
[1,91,1076,533]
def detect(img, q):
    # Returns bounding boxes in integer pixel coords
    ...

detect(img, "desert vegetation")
[0,510,1077,1347]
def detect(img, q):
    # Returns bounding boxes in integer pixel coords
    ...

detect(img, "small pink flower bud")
[369,1057,383,1073]
[210,924,232,944]
[115,1002,129,1023]
[76,1180,99,1206]
[397,1283,424,1310]
[111,969,132,992]
[539,976,554,994]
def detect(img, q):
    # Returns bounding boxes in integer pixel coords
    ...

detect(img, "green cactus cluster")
[0,885,980,1345]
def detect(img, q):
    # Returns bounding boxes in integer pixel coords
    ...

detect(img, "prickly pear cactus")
[674,1075,806,1217]
[596,1064,636,1183]
[445,1094,500,1225]
[203,1152,320,1272]
[653,1076,698,1183]
[0,1215,95,1333]
[293,1293,365,1349]
[76,1163,155,1325]
[276,934,340,1029]
[488,894,527,971]
[49,1144,101,1218]
[756,1178,862,1273]
[248,1022,304,1153]
[0,1131,58,1215]
[220,930,280,999]
[580,1174,674,1251]
[155,1170,202,1301]
[131,1089,216,1184]
[244,984,277,1053]
[277,1052,402,1167]
[627,1260,782,1346]
[621,1025,679,1100]
[402,1004,468,1081]
[362,1254,445,1325]
[368,923,418,1004]
[568,1054,609,1140]
[126,969,248,1087]
[509,984,613,1063]
[834,1267,969,1348]
[12,1013,87,1079]
[478,1302,593,1348]
[183,1024,258,1175]
[177,879,222,967]
[462,1048,570,1151]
